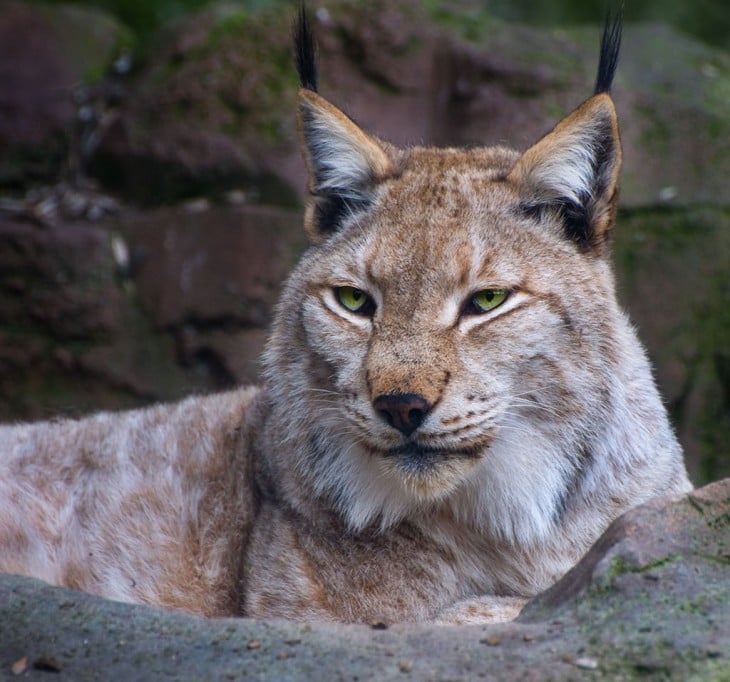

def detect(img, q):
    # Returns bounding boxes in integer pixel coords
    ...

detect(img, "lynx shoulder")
[0,10,691,623]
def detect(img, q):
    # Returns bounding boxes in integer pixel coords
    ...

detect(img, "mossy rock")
[0,2,131,186]
[1,480,728,680]
[614,206,730,483]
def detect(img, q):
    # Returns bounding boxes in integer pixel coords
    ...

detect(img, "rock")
[116,203,305,386]
[3,3,728,208]
[613,206,730,482]
[0,3,72,170]
[0,216,176,419]
[177,327,270,387]
[612,23,730,206]
[0,480,728,680]
[89,4,302,207]
[118,204,304,329]
[0,2,129,185]
[521,478,730,618]
[0,204,304,422]
[0,218,122,340]
[85,4,730,208]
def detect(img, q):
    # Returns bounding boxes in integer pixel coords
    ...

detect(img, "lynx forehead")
[0,9,690,625]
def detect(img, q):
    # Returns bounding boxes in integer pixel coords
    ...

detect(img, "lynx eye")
[335,286,375,316]
[465,289,509,315]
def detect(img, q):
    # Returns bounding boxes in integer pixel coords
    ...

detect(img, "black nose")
[373,393,432,437]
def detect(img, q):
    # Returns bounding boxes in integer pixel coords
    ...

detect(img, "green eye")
[468,289,509,314]
[335,286,374,315]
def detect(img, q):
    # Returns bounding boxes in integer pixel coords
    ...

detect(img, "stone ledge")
[1,479,728,680]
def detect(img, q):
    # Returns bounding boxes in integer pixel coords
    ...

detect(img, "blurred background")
[0,0,728,484]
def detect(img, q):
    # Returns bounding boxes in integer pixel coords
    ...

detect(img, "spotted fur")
[0,11,690,623]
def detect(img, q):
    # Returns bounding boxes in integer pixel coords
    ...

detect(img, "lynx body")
[0,12,691,623]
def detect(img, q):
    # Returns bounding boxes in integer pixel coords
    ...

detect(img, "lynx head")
[264,10,627,543]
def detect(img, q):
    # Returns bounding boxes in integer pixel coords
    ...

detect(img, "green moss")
[637,104,675,154]
[686,659,730,682]
[423,1,499,43]
[546,102,569,120]
[614,206,730,483]
[24,4,134,85]
[208,6,249,42]
[41,0,207,40]
[602,555,685,584]
[704,74,730,123]
[179,3,298,144]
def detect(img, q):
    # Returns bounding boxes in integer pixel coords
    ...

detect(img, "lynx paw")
[433,595,528,625]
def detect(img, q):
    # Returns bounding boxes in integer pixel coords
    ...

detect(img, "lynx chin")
[0,9,690,624]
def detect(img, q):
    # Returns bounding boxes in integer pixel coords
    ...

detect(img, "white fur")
[306,115,378,200]
[525,132,601,204]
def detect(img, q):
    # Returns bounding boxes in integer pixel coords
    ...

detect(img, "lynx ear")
[297,89,393,243]
[507,94,622,253]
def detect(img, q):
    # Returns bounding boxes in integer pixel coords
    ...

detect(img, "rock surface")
[0,205,304,419]
[0,1,128,185]
[1,479,728,680]
[613,207,730,483]
[88,3,730,208]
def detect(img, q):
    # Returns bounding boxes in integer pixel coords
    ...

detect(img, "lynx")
[0,10,691,624]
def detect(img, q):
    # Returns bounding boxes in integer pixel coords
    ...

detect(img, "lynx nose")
[373,393,432,437]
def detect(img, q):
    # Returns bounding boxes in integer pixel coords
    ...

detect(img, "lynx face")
[265,87,625,540]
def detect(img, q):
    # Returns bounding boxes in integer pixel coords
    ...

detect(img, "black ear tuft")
[294,3,318,92]
[594,9,622,95]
